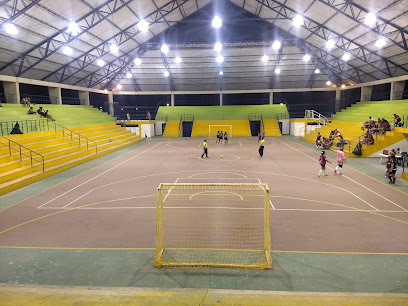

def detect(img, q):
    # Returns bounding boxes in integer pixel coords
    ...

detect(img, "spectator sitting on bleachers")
[394,114,402,127]
[361,116,375,131]
[27,107,35,115]
[37,106,44,115]
[362,131,374,145]
[43,110,55,121]
[337,135,347,148]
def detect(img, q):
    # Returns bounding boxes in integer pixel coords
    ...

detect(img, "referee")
[259,137,265,157]
[201,139,208,158]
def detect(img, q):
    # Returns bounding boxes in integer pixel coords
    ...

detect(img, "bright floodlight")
[341,84,346,88]
[109,44,119,54]
[63,46,73,56]
[272,40,281,50]
[134,57,142,65]
[164,71,169,77]
[126,72,132,78]
[326,80,332,85]
[212,16,222,28]
[364,13,377,26]
[274,68,281,74]
[325,39,335,49]
[5,23,18,35]
[138,19,149,32]
[342,53,351,61]
[67,22,80,35]
[214,42,222,52]
[315,68,320,74]
[175,56,182,63]
[161,44,169,53]
[97,59,105,67]
[292,14,304,27]
[303,54,311,62]
[116,84,122,90]
[216,55,224,63]
[261,55,269,63]
[375,37,386,48]
[219,71,223,75]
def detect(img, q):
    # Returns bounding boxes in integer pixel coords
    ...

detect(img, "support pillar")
[269,91,273,104]
[335,89,341,113]
[360,86,373,102]
[108,92,114,116]
[391,81,405,100]
[220,93,223,106]
[48,87,62,104]
[3,81,20,103]
[171,93,175,106]
[78,90,90,105]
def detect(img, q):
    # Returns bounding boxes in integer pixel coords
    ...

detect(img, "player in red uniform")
[318,151,331,177]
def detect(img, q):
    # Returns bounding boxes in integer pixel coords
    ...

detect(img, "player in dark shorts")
[387,152,397,183]
[224,132,228,145]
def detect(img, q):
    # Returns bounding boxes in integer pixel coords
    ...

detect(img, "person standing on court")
[334,147,346,175]
[259,137,265,157]
[201,139,208,158]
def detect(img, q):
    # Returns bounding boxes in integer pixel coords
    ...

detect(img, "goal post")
[155,183,272,269]
[209,125,232,138]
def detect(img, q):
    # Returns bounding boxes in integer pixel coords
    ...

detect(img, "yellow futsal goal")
[154,183,272,269]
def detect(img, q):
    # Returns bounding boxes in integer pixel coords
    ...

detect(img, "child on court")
[333,147,346,175]
[224,132,228,145]
[318,151,331,177]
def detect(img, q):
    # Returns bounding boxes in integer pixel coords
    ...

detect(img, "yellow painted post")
[154,184,164,267]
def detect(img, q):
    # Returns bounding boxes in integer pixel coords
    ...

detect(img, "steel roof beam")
[317,0,408,51]
[253,0,408,78]
[42,0,190,85]
[161,53,175,91]
[0,0,41,29]
[0,0,131,76]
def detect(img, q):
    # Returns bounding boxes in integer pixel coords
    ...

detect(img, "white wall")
[155,121,165,136]
[278,119,290,135]
[125,126,140,136]
[141,123,155,138]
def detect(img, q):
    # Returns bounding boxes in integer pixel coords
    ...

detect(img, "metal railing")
[0,136,45,172]
[52,122,98,154]
[62,97,89,105]
[276,113,289,120]
[305,110,329,125]
[1,119,51,136]
[155,114,168,122]
[346,133,379,155]
[248,113,264,132]
[20,94,60,105]
[390,115,408,129]
[181,114,194,122]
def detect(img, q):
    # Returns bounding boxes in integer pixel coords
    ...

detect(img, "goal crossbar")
[209,125,232,138]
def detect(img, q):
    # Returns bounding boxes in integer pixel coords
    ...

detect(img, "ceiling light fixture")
[126,72,132,78]
[164,71,169,77]
[219,71,223,75]
[303,54,311,62]
[138,19,149,32]
[63,46,73,56]
[315,69,320,74]
[261,55,269,63]
[67,22,80,36]
[97,59,105,67]
[116,84,122,90]
[109,44,118,54]
[5,23,18,35]
[134,58,142,65]
[274,68,281,74]
[292,14,304,27]
[216,55,224,63]
[175,56,182,63]
[212,16,222,28]
[214,42,222,52]
[325,39,335,49]
[364,13,377,26]
[272,40,281,50]
[375,37,386,48]
[161,44,169,53]
[342,53,351,61]
[326,81,332,85]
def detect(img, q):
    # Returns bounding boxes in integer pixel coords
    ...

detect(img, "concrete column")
[78,90,90,105]
[171,93,175,106]
[220,93,223,106]
[335,89,341,113]
[360,86,373,102]
[48,86,62,104]
[3,81,20,103]
[391,81,405,100]
[108,92,114,115]
[269,91,273,104]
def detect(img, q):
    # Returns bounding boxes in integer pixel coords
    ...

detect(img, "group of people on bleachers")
[361,116,393,135]
[315,129,346,150]
[21,97,56,121]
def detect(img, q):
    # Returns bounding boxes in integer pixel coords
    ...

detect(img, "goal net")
[209,125,232,138]
[155,183,272,269]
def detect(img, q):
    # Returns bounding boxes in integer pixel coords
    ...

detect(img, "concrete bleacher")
[0,104,115,131]
[0,123,144,195]
[332,100,408,123]
[158,105,287,137]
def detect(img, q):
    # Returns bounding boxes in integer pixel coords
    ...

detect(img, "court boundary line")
[285,138,408,211]
[0,140,156,213]
[37,142,163,209]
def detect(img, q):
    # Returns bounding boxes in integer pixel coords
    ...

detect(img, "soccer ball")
[220,155,223,158]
